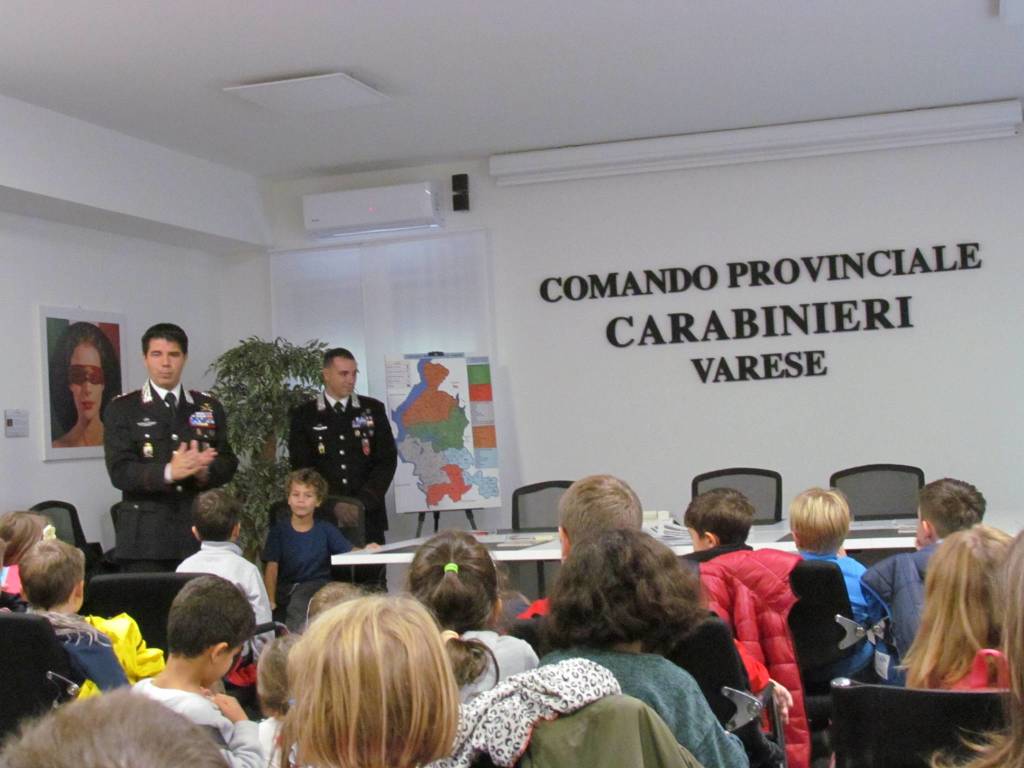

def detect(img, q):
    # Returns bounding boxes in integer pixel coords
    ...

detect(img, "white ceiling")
[1,1,1022,179]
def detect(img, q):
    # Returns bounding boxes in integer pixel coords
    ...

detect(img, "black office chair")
[829,464,924,520]
[30,499,104,575]
[80,572,199,651]
[830,678,1007,768]
[669,615,786,767]
[788,559,875,763]
[511,481,572,597]
[692,469,782,524]
[0,613,78,740]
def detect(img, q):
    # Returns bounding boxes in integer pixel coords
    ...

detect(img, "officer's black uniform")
[104,381,237,570]
[287,390,397,545]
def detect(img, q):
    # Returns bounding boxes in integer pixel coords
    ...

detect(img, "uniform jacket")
[104,381,237,560]
[287,391,397,539]
[699,547,811,768]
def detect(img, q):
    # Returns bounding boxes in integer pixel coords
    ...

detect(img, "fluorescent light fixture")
[223,72,389,114]
[489,100,1023,186]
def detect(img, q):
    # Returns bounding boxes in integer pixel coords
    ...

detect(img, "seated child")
[178,489,273,650]
[262,469,360,632]
[305,580,363,625]
[930,531,1024,768]
[407,529,538,700]
[134,575,262,768]
[904,525,1012,690]
[256,634,300,768]
[20,539,131,695]
[0,688,227,768]
[861,477,986,670]
[789,487,884,679]
[0,511,48,599]
[683,488,808,768]
[543,528,748,768]
[281,595,459,768]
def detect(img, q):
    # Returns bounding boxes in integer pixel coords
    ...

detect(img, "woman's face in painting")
[68,342,105,421]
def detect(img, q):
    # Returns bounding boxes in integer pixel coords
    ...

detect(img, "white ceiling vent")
[222,72,389,114]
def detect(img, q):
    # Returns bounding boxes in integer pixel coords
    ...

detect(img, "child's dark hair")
[286,468,328,503]
[683,488,754,546]
[192,490,239,541]
[919,477,986,538]
[167,575,255,657]
[407,530,499,686]
[547,528,706,654]
[407,530,498,632]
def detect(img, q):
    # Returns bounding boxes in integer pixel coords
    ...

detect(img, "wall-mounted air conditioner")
[302,181,444,239]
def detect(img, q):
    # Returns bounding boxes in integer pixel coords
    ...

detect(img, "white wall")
[267,134,1024,529]
[0,211,271,547]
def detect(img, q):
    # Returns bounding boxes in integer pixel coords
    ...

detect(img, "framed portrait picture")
[40,306,128,461]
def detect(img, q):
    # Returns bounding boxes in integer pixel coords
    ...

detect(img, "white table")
[332,519,923,566]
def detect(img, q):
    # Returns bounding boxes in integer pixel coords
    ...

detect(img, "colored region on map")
[426,464,474,505]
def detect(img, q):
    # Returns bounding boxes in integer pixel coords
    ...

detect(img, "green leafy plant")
[207,336,327,557]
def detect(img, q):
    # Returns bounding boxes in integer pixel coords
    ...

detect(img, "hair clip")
[443,562,459,574]
[42,524,57,541]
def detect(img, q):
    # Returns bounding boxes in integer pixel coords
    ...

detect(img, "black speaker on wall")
[452,173,470,211]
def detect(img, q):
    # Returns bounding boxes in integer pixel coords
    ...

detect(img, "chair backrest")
[788,559,854,678]
[0,612,76,741]
[80,572,200,651]
[668,614,785,767]
[512,481,572,531]
[830,679,1007,768]
[29,499,88,549]
[692,468,782,524]
[829,464,924,520]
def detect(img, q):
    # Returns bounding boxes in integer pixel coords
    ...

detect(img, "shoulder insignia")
[112,389,142,402]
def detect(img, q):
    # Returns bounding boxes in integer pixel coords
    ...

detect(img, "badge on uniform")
[362,437,371,456]
[365,413,375,429]
[142,442,154,458]
[318,441,325,455]
[352,415,368,429]
[189,411,216,429]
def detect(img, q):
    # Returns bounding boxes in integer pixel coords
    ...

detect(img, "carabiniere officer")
[287,347,397,548]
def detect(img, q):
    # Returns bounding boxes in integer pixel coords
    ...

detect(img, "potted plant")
[207,336,326,557]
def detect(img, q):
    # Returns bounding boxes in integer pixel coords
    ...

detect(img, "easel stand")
[416,508,479,537]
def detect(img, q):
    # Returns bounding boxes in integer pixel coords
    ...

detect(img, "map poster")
[386,354,502,514]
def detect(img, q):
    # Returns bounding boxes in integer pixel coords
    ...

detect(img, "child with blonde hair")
[905,525,1012,690]
[0,511,48,598]
[789,487,881,678]
[281,595,459,768]
[256,633,300,768]
[408,529,538,700]
[932,530,1024,768]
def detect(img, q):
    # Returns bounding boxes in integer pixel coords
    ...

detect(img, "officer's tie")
[165,391,177,420]
[333,400,345,415]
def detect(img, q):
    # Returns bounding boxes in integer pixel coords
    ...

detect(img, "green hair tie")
[443,562,459,574]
